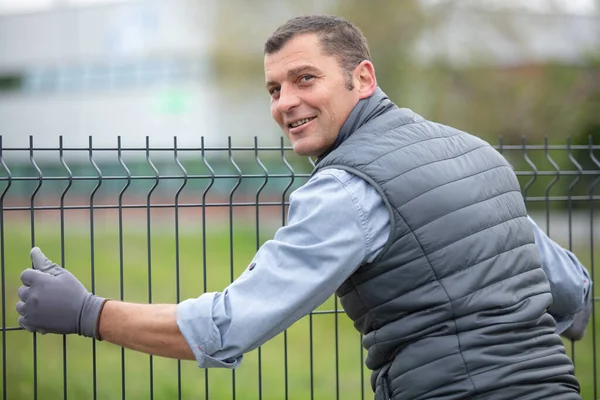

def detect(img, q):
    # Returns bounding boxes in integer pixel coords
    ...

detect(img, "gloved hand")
[15,247,108,339]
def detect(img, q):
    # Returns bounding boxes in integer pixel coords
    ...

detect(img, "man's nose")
[276,86,301,114]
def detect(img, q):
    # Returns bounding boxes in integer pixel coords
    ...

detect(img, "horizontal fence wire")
[0,134,599,400]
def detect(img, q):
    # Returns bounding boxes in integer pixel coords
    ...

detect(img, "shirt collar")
[316,86,397,164]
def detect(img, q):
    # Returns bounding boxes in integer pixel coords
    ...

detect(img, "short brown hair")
[264,15,371,90]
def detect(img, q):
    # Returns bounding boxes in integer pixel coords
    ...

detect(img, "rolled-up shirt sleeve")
[176,169,390,368]
[528,216,592,333]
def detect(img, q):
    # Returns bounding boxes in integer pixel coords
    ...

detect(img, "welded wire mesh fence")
[0,135,599,400]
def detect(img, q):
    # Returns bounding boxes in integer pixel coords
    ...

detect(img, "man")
[16,15,591,399]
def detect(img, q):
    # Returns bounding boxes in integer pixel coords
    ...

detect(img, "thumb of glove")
[30,247,63,276]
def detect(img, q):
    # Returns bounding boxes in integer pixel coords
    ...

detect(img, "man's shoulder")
[301,168,380,199]
[312,168,357,186]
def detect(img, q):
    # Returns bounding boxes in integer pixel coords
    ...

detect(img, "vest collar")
[316,86,397,163]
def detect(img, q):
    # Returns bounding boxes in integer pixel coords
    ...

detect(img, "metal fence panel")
[0,135,599,399]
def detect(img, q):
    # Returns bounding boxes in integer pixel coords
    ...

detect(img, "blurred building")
[415,2,600,67]
[0,0,285,162]
[0,0,599,161]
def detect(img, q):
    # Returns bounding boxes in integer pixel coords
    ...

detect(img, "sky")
[0,0,598,15]
[421,0,598,14]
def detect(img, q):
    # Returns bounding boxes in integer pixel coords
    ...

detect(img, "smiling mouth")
[289,117,316,129]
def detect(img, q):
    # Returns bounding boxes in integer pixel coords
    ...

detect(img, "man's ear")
[355,60,377,100]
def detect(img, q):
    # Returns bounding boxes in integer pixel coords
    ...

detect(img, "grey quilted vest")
[314,88,581,400]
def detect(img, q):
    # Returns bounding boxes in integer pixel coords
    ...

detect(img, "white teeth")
[291,118,313,128]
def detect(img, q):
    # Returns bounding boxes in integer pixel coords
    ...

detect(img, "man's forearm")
[98,300,195,361]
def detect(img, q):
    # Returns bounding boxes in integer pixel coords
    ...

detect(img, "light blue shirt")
[176,169,592,369]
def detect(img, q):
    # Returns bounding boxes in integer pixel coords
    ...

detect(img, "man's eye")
[301,75,314,82]
[269,87,280,96]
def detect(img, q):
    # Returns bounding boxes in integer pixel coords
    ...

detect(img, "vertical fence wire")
[59,136,73,400]
[145,136,159,400]
[305,156,316,400]
[335,276,340,400]
[566,137,583,368]
[117,136,131,400]
[200,137,215,399]
[0,136,10,400]
[29,135,42,400]
[253,137,268,400]
[88,136,102,400]
[227,137,242,400]
[521,136,538,199]
[543,136,560,235]
[589,135,600,399]
[173,136,187,400]
[280,137,295,400]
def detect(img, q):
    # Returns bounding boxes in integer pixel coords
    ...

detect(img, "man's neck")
[317,87,396,163]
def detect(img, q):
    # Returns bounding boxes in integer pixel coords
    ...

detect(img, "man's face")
[264,34,361,157]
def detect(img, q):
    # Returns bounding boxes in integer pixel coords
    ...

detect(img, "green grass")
[1,213,370,400]
[0,213,599,399]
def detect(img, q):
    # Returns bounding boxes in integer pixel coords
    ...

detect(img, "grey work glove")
[15,247,107,340]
